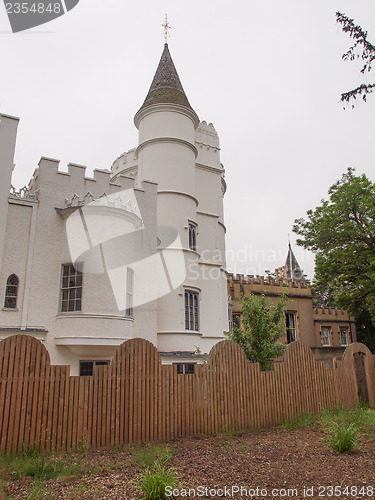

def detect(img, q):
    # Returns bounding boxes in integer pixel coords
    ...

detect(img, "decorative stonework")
[64,192,137,214]
[10,185,39,201]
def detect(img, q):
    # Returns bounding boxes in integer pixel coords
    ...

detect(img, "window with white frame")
[61,264,82,312]
[285,312,296,343]
[188,222,197,251]
[4,274,19,309]
[175,363,195,374]
[321,327,331,346]
[79,360,109,376]
[126,267,134,317]
[185,289,199,331]
[340,328,348,346]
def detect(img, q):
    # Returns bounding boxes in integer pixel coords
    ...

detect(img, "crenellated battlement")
[227,272,309,290]
[195,121,220,151]
[110,149,138,180]
[314,306,353,318]
[22,156,156,210]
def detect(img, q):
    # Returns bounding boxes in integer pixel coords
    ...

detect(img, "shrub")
[328,422,357,453]
[139,460,178,500]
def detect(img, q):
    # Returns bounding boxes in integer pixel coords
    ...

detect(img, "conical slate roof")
[285,243,305,281]
[137,43,195,114]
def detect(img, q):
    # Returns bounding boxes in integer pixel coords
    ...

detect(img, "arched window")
[4,274,19,309]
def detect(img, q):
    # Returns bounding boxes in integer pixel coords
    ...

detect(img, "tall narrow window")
[228,296,233,332]
[322,327,331,346]
[188,223,197,251]
[340,328,348,346]
[126,268,134,317]
[233,314,241,329]
[4,274,19,309]
[61,264,82,312]
[285,312,296,343]
[185,290,199,331]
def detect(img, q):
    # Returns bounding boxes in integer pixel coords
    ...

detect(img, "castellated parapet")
[26,157,157,212]
[314,306,352,318]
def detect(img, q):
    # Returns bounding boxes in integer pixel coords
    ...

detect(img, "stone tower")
[114,43,229,358]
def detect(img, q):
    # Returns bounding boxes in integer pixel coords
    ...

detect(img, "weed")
[26,481,45,500]
[76,436,89,459]
[223,429,244,439]
[282,413,317,430]
[4,449,82,481]
[328,421,357,453]
[135,445,172,467]
[13,455,56,480]
[139,460,178,500]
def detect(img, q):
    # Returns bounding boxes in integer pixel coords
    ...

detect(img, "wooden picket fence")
[0,335,374,454]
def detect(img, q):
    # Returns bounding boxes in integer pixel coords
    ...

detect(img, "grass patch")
[135,445,172,467]
[139,460,179,500]
[328,422,357,453]
[282,413,318,430]
[0,448,83,481]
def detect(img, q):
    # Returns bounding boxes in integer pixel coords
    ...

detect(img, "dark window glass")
[176,363,195,374]
[184,290,199,331]
[79,360,109,376]
[4,274,19,309]
[188,223,197,251]
[61,264,83,312]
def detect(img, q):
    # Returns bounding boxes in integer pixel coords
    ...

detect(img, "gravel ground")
[2,426,375,500]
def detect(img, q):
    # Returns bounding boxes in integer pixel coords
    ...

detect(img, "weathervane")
[162,14,171,43]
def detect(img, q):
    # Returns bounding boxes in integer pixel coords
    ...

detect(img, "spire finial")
[162,14,171,43]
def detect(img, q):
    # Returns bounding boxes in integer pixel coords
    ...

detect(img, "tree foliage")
[336,12,375,107]
[293,168,375,328]
[228,293,287,371]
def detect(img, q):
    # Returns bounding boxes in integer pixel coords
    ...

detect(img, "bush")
[328,422,357,453]
[139,460,178,500]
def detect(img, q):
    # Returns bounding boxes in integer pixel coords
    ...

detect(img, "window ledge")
[2,307,18,312]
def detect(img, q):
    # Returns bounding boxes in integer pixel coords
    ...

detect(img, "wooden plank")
[34,343,48,451]
[19,337,35,453]
[13,336,27,453]
[144,342,150,442]
[29,339,42,450]
[0,338,11,454]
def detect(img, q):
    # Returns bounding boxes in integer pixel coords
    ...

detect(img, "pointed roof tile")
[137,44,196,114]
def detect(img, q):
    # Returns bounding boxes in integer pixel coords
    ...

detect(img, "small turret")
[285,242,305,281]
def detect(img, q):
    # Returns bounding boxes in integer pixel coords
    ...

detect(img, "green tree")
[293,168,375,345]
[336,12,375,107]
[228,293,287,371]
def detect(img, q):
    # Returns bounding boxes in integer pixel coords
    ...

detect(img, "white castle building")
[0,43,229,375]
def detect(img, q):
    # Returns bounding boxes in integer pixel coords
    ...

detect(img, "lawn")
[1,405,375,499]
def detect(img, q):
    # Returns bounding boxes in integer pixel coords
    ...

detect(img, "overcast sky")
[1,0,375,280]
